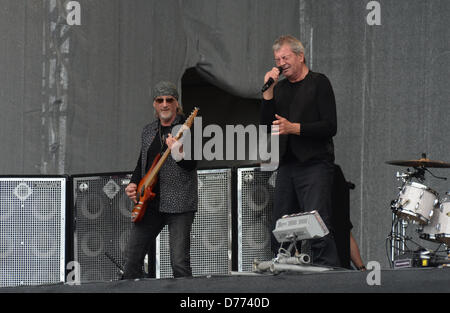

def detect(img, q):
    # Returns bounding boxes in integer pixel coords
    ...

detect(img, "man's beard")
[159,110,174,123]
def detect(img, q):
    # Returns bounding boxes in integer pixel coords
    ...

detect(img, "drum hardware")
[387,154,450,267]
[393,248,450,269]
[395,167,446,184]
[396,167,426,183]
[388,214,410,266]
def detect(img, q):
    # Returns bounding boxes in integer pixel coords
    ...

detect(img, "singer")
[260,35,340,267]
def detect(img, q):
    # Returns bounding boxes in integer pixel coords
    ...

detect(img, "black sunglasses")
[154,97,176,104]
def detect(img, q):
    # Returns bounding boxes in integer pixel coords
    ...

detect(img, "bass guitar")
[131,107,199,222]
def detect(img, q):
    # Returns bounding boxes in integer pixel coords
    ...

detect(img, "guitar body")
[131,154,161,223]
[130,107,199,223]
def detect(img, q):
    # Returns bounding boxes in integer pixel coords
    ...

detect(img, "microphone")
[261,66,283,92]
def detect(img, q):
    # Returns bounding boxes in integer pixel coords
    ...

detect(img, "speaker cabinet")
[0,177,66,287]
[72,173,133,282]
[157,169,232,278]
[237,167,276,272]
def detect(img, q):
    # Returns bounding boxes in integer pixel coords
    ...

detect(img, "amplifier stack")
[0,167,278,287]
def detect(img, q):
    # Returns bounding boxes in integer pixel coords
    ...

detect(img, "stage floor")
[2,267,449,293]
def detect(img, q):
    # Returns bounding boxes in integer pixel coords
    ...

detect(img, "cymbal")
[386,158,450,168]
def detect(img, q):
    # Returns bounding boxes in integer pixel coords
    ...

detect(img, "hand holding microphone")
[262,66,283,93]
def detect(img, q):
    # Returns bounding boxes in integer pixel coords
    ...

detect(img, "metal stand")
[389,212,409,265]
[105,252,125,276]
[388,168,423,266]
[253,240,331,274]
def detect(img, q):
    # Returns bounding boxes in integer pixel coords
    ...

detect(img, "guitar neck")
[144,148,171,189]
[142,108,198,189]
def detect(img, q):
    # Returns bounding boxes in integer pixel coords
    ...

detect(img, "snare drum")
[395,182,439,224]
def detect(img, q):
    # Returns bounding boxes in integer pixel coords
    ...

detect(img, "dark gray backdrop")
[1,0,449,269]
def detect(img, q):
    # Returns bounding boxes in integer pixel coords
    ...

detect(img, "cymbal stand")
[396,167,425,183]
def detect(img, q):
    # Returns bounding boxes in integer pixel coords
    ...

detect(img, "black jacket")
[132,114,198,214]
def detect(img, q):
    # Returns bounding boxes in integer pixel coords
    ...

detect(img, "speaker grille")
[157,169,232,278]
[0,177,66,287]
[237,168,276,272]
[73,173,133,282]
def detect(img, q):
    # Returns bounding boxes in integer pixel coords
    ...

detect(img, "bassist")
[123,81,197,279]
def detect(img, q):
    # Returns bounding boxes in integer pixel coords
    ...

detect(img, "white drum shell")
[396,182,438,225]
[421,208,442,242]
[423,201,450,245]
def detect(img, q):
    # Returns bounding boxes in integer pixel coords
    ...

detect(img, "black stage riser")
[2,268,449,294]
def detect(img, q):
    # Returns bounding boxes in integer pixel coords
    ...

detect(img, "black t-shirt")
[260,71,337,164]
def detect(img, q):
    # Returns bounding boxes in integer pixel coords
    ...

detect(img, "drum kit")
[387,154,450,268]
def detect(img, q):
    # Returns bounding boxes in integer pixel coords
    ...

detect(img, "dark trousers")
[123,205,195,279]
[271,160,341,267]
